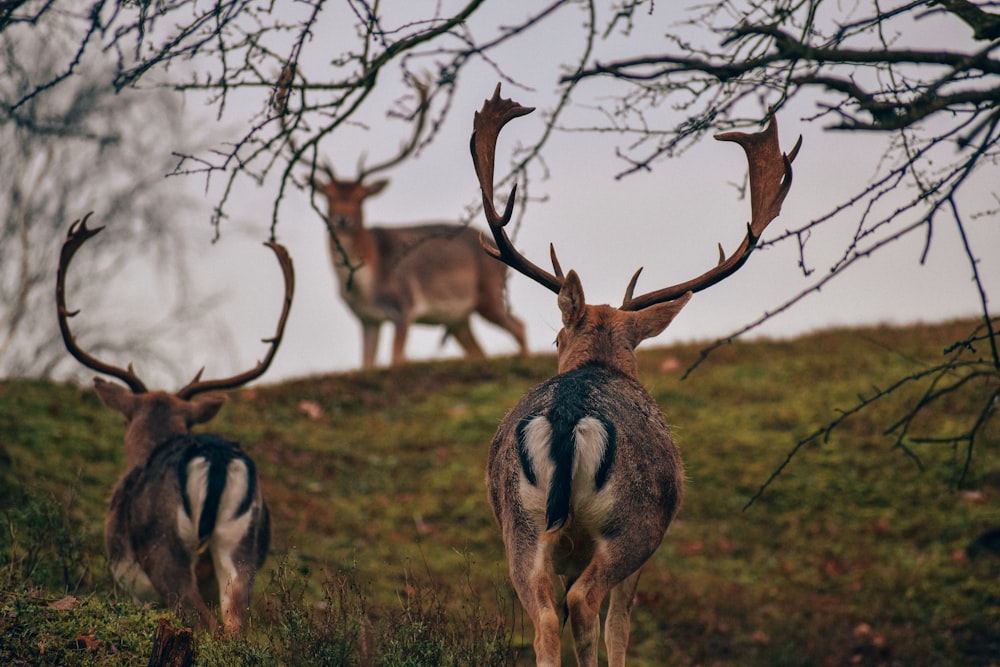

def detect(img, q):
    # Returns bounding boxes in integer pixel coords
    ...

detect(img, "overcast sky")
[71,3,1000,386]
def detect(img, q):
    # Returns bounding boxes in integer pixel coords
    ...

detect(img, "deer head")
[471,84,800,666]
[313,78,430,236]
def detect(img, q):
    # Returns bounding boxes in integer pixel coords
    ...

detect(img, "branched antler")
[471,83,563,293]
[58,212,295,397]
[621,110,801,310]
[470,87,802,310]
[57,213,148,394]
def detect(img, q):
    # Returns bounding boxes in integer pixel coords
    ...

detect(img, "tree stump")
[146,617,193,667]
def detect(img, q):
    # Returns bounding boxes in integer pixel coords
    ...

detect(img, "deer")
[56,212,295,635]
[310,80,528,369]
[471,84,801,667]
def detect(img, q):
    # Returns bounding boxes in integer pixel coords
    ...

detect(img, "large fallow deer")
[471,85,800,666]
[56,213,295,634]
[311,81,528,369]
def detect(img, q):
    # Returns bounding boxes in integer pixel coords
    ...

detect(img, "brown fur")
[96,380,270,635]
[472,85,798,665]
[56,217,290,635]
[488,271,690,666]
[315,177,528,368]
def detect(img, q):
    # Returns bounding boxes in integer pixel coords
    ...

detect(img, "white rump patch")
[518,416,553,525]
[571,417,615,527]
[177,457,255,552]
[176,457,210,549]
[517,415,614,530]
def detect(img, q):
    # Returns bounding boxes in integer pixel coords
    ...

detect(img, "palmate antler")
[470,84,564,292]
[57,212,296,398]
[470,84,802,310]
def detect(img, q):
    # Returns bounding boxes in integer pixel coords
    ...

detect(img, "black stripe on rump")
[545,369,594,532]
[175,434,257,544]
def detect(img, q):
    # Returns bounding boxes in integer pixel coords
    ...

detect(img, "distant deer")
[311,80,528,369]
[56,213,295,634]
[471,85,800,666]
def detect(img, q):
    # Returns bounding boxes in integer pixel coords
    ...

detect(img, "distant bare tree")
[1,14,214,384]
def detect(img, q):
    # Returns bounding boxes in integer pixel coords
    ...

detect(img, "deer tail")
[178,435,258,546]
[545,405,579,532]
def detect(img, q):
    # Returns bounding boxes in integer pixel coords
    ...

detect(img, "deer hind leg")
[604,570,642,667]
[211,466,262,634]
[217,563,253,634]
[447,319,486,360]
[508,535,562,667]
[146,547,218,632]
[476,299,528,355]
[565,542,640,667]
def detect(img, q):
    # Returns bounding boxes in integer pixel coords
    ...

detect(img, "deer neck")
[328,222,383,303]
[121,394,192,470]
[556,307,641,379]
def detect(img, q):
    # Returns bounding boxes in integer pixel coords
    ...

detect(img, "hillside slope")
[1,318,998,666]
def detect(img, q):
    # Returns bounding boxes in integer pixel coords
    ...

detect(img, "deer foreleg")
[361,322,381,369]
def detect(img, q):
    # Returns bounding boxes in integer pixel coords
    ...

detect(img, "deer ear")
[366,179,389,197]
[634,291,692,342]
[93,378,138,417]
[558,270,587,329]
[188,394,226,424]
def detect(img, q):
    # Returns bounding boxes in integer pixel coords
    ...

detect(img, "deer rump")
[105,434,270,605]
[488,365,684,581]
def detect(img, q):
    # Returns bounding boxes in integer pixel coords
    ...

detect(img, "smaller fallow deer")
[311,80,528,369]
[471,84,800,666]
[56,213,295,634]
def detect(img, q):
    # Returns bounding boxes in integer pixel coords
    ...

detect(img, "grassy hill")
[2,319,998,666]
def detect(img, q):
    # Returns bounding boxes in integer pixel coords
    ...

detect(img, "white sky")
[75,2,1000,386]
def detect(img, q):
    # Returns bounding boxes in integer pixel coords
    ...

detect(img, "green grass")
[1,319,998,665]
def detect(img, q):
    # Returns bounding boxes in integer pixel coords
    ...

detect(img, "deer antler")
[56,213,149,394]
[357,76,432,181]
[176,241,295,399]
[470,83,564,294]
[620,109,802,311]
